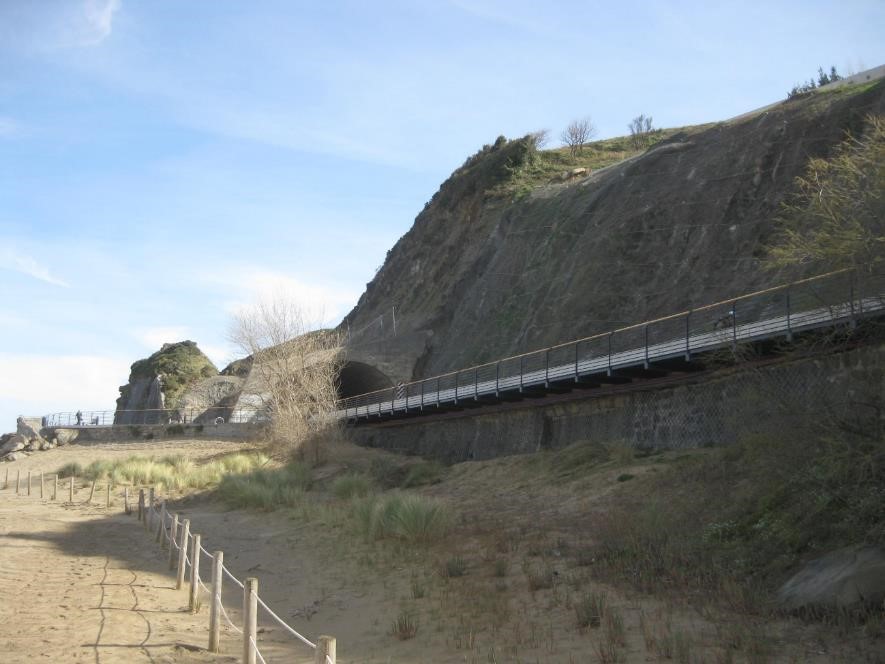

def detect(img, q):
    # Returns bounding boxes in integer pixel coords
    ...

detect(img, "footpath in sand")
[0,440,249,663]
[0,488,241,663]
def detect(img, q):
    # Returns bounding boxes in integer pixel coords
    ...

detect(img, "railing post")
[574,341,579,381]
[786,290,793,342]
[731,301,738,350]
[53,474,58,501]
[644,325,650,369]
[474,367,479,400]
[40,471,44,499]
[244,577,258,664]
[138,489,145,522]
[390,387,395,415]
[209,550,223,653]
[69,476,74,503]
[189,534,202,612]
[27,471,31,496]
[124,486,130,515]
[495,361,500,396]
[177,519,190,590]
[545,349,550,386]
[169,514,180,570]
[148,487,155,531]
[16,470,20,495]
[420,380,425,410]
[607,332,613,376]
[454,371,459,405]
[685,311,691,361]
[316,635,336,663]
[157,500,167,545]
[849,271,857,328]
[436,377,440,407]
[519,357,524,391]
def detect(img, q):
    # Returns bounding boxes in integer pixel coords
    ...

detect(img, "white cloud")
[83,0,120,44]
[134,326,191,350]
[0,248,69,287]
[0,353,131,428]
[205,267,360,329]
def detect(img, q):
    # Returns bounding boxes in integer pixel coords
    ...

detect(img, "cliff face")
[341,82,885,382]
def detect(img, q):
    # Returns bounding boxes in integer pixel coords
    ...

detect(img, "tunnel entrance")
[337,361,394,400]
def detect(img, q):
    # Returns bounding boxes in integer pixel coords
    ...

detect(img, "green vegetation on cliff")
[122,340,218,408]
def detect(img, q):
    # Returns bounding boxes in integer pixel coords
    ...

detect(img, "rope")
[250,636,268,664]
[221,564,245,590]
[327,656,334,664]
[219,598,243,634]
[255,593,317,649]
[199,544,214,563]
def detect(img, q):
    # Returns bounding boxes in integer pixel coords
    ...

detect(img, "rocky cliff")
[115,340,218,424]
[340,81,885,383]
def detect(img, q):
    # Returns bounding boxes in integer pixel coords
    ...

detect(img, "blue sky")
[1,0,883,428]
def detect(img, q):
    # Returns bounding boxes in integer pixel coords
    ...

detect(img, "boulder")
[24,437,44,452]
[777,546,885,612]
[39,439,55,451]
[2,451,27,462]
[0,434,27,455]
[51,429,78,446]
[16,416,41,440]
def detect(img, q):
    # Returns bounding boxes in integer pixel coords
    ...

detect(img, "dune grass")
[217,460,312,510]
[57,452,271,491]
[352,493,452,544]
[332,472,374,499]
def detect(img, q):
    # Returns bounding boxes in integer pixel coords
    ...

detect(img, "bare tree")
[528,128,550,149]
[229,296,343,459]
[628,114,654,148]
[561,117,596,158]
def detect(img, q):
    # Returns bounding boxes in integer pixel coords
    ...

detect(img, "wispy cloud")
[83,0,121,45]
[0,248,69,287]
[203,267,360,329]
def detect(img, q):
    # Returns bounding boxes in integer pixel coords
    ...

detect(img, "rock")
[2,451,27,462]
[0,434,27,455]
[777,546,885,612]
[16,416,41,440]
[24,437,44,452]
[39,439,55,451]
[52,429,78,445]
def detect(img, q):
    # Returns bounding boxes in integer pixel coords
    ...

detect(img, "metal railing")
[338,269,885,421]
[43,407,269,428]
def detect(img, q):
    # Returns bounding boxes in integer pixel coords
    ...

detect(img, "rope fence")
[1,474,338,663]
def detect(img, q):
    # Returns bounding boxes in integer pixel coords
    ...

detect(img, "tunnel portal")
[337,361,394,400]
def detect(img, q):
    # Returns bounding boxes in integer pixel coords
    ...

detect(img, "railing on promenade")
[42,407,269,428]
[339,269,885,420]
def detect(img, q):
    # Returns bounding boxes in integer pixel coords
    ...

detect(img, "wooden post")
[27,471,31,496]
[40,472,44,499]
[15,470,20,495]
[69,476,74,503]
[124,486,130,515]
[208,550,223,653]
[243,577,258,664]
[189,534,202,612]
[138,489,145,522]
[87,481,96,504]
[176,519,190,590]
[106,483,111,508]
[315,636,336,664]
[53,475,58,501]
[148,487,155,531]
[156,500,167,545]
[3,467,7,490]
[169,514,180,570]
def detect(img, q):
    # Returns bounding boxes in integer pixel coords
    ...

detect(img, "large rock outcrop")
[115,341,218,424]
[340,81,885,383]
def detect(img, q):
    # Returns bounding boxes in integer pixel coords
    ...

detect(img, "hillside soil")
[1,438,882,663]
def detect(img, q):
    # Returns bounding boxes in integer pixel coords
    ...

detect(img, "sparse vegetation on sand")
[56,451,270,491]
[217,459,311,510]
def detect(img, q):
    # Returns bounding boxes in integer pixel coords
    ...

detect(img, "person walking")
[75,410,83,426]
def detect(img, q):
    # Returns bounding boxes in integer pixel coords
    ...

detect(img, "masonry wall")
[46,422,263,444]
[347,344,884,463]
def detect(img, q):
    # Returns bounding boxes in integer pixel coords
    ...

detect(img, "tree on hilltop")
[561,117,596,158]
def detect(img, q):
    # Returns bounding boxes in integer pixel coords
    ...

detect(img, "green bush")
[56,462,83,479]
[217,461,311,510]
[351,493,451,543]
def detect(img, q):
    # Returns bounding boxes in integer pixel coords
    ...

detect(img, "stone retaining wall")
[347,343,884,463]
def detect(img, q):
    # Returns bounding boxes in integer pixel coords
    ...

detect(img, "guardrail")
[1,471,338,663]
[339,269,885,421]
[42,407,269,428]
